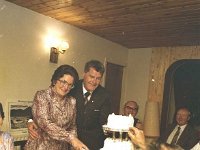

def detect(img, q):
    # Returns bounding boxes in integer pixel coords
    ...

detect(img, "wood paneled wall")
[148,46,200,109]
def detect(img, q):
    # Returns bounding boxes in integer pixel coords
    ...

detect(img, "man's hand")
[27,121,39,139]
[71,137,89,150]
[128,127,146,150]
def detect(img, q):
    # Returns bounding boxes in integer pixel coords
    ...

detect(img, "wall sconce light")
[49,41,69,63]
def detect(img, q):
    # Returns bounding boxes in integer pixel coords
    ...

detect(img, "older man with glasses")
[123,100,143,129]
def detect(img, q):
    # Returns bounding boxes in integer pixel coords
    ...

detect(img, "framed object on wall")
[8,101,32,134]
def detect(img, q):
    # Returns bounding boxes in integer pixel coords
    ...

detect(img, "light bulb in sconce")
[59,41,69,54]
[49,40,69,63]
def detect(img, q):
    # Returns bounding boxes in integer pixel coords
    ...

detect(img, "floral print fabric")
[0,131,14,150]
[25,87,77,150]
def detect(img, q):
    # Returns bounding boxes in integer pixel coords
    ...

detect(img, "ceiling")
[6,0,200,48]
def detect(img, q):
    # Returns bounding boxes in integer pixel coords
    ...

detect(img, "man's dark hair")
[84,60,105,75]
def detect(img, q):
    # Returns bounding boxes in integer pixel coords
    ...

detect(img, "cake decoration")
[101,113,135,150]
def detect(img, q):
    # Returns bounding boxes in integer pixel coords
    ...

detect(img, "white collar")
[177,124,187,131]
[82,83,92,95]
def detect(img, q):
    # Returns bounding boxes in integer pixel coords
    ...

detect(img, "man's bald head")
[124,100,139,117]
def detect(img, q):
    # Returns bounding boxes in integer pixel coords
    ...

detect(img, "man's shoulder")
[184,124,199,133]
[94,85,110,95]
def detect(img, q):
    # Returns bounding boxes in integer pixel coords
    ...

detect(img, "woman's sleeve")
[32,91,76,143]
[9,136,14,150]
[3,132,14,150]
[66,98,77,137]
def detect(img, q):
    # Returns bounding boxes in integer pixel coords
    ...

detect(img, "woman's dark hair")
[84,60,105,75]
[0,103,5,119]
[51,65,79,86]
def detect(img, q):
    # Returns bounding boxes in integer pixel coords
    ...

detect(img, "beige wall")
[0,1,129,132]
[121,49,152,121]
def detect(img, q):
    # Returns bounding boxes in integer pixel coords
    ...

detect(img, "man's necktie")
[84,92,90,105]
[171,126,181,145]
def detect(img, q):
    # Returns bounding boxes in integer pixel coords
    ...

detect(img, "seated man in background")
[123,100,143,129]
[158,107,199,149]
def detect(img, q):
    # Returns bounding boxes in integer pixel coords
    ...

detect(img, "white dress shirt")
[191,141,200,150]
[166,124,187,144]
[82,84,92,101]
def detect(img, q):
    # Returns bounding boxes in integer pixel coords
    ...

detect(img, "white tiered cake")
[101,113,135,150]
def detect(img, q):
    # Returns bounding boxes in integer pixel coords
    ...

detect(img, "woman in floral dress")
[25,65,88,150]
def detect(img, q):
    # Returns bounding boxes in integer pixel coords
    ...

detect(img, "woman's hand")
[128,127,147,150]
[71,137,89,150]
[27,121,39,139]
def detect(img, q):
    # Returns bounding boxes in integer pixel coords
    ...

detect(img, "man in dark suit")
[28,60,111,150]
[159,107,199,149]
[70,60,111,150]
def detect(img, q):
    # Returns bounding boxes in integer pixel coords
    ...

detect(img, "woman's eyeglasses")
[58,79,74,89]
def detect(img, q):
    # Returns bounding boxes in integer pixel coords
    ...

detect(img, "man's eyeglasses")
[58,79,74,89]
